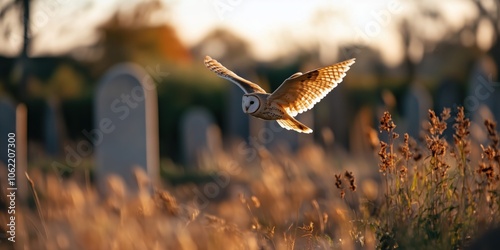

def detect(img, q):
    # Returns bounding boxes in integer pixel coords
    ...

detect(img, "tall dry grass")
[1,106,499,249]
[375,107,500,249]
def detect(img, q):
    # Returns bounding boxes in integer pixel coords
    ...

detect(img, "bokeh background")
[1,0,500,249]
[0,0,499,164]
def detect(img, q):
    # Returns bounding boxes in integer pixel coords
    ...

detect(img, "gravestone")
[317,85,351,149]
[0,100,28,200]
[435,78,462,140]
[470,105,495,147]
[0,98,16,166]
[264,112,314,152]
[436,78,461,112]
[16,104,28,200]
[44,99,62,156]
[350,106,375,156]
[227,85,250,140]
[266,120,299,152]
[94,63,159,193]
[467,56,500,124]
[402,83,432,139]
[181,107,217,168]
[297,111,315,146]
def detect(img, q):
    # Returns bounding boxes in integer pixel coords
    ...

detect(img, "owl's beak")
[244,106,249,112]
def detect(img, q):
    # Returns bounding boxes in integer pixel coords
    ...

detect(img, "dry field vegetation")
[3,106,500,249]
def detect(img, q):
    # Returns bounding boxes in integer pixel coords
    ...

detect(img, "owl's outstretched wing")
[204,56,266,94]
[268,58,355,117]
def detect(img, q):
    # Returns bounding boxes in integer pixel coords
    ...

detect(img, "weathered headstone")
[181,107,217,168]
[470,105,495,147]
[44,98,62,156]
[263,112,314,152]
[227,85,250,140]
[467,56,500,125]
[436,78,462,140]
[0,98,16,166]
[297,111,315,147]
[266,121,299,152]
[94,63,159,193]
[16,104,28,200]
[350,106,375,156]
[436,78,461,112]
[0,100,28,200]
[402,83,432,139]
[317,85,351,149]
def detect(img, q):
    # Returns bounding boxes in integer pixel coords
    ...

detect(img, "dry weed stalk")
[344,171,357,192]
[334,171,357,199]
[423,109,451,238]
[378,111,399,229]
[425,109,451,177]
[25,172,48,240]
[399,133,411,182]
[452,107,473,231]
[155,189,180,216]
[335,174,345,199]
[298,221,314,249]
[476,120,500,224]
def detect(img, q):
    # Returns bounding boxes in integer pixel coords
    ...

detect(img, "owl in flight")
[204,56,355,133]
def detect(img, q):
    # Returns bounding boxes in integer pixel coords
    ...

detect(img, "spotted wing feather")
[276,117,313,133]
[268,58,355,117]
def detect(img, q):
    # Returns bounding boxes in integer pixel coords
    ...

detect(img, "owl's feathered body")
[204,56,355,133]
[242,93,312,133]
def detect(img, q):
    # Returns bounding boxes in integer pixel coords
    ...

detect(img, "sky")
[0,0,487,65]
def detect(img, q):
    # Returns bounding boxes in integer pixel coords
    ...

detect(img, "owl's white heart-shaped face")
[242,95,260,114]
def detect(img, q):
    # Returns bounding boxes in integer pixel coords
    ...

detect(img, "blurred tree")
[0,0,30,101]
[92,1,191,78]
[397,0,499,82]
[396,2,451,82]
[192,28,253,68]
[471,0,500,73]
[47,64,85,99]
[1,0,192,157]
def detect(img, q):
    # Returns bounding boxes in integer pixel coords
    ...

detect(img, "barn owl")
[204,56,355,133]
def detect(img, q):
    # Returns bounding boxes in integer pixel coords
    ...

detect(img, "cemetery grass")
[10,106,500,249]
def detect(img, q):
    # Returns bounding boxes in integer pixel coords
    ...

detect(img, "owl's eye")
[250,101,254,105]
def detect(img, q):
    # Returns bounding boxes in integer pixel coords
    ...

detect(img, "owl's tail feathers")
[276,117,313,134]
